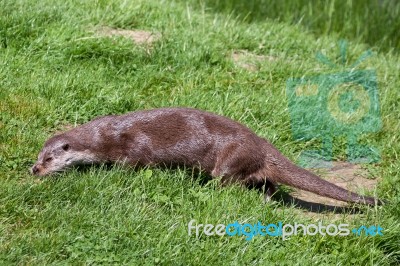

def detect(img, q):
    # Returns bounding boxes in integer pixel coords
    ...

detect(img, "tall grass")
[190,0,400,53]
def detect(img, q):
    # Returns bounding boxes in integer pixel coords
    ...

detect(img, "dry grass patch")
[95,26,161,45]
[231,49,276,71]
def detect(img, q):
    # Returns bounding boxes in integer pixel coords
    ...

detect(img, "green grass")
[189,0,400,54]
[1,0,400,264]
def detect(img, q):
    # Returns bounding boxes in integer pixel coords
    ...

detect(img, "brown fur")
[31,107,382,205]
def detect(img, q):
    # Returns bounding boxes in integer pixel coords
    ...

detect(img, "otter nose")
[31,165,39,175]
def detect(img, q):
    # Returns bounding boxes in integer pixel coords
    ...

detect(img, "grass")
[190,0,400,54]
[0,0,400,264]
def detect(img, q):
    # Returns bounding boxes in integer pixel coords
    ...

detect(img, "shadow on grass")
[272,189,362,214]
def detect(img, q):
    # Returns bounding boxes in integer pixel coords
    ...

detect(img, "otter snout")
[30,164,45,176]
[31,165,39,175]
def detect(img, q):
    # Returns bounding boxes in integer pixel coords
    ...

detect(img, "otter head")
[31,134,97,176]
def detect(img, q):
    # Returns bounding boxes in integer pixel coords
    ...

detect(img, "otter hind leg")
[263,180,277,202]
[243,176,277,202]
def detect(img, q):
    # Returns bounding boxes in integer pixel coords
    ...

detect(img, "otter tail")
[275,161,382,205]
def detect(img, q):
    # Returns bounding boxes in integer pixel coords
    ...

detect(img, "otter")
[31,107,381,205]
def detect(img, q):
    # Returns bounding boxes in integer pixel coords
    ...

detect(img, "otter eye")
[45,157,53,163]
[62,143,70,151]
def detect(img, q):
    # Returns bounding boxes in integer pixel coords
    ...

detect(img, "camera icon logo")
[286,41,381,168]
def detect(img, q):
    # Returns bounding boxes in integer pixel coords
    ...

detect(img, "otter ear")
[62,143,70,151]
